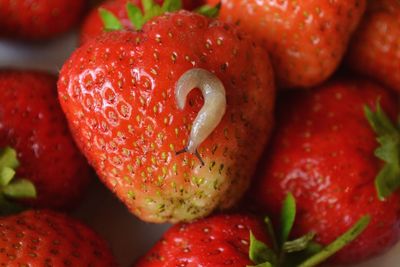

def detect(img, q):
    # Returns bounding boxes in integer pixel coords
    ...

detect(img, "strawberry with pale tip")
[58,0,275,223]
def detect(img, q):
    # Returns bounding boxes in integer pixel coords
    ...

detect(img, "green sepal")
[283,232,315,253]
[0,147,36,215]
[0,147,19,170]
[195,3,221,18]
[248,231,278,266]
[280,192,296,245]
[126,3,145,30]
[99,8,123,31]
[298,215,371,267]
[264,216,279,252]
[0,167,15,187]
[364,103,400,200]
[3,179,36,199]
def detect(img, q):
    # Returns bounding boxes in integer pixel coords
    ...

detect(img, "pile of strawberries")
[0,0,399,266]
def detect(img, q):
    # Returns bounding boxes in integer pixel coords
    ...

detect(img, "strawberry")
[346,0,400,93]
[0,70,92,210]
[0,0,85,40]
[58,3,275,223]
[250,78,400,264]
[136,195,369,267]
[0,209,116,266]
[80,0,203,44]
[205,0,366,89]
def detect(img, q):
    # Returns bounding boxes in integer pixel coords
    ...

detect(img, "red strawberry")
[58,6,275,223]
[206,0,366,89]
[80,0,203,45]
[347,0,400,93]
[0,70,92,210]
[136,198,369,266]
[0,209,116,266]
[0,0,85,40]
[136,213,270,266]
[250,78,400,264]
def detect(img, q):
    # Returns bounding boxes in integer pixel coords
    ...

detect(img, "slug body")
[175,68,227,154]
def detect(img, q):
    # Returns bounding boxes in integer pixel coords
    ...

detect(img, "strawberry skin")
[0,70,92,210]
[136,213,269,266]
[0,209,116,266]
[0,0,85,40]
[250,79,400,263]
[347,0,400,93]
[58,11,275,223]
[206,0,366,89]
[80,0,201,45]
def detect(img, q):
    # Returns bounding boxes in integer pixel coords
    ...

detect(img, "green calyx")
[99,0,220,31]
[0,147,36,215]
[364,102,400,200]
[247,193,370,267]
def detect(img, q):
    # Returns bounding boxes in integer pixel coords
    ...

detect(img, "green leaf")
[249,231,277,266]
[161,0,182,12]
[142,0,156,13]
[3,179,36,199]
[280,192,296,245]
[283,232,316,253]
[99,8,123,31]
[298,215,371,267]
[0,167,15,187]
[126,3,145,30]
[0,147,19,170]
[364,103,400,200]
[195,3,221,18]
[264,216,279,252]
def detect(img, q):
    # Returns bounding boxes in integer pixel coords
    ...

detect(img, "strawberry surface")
[0,0,85,40]
[250,78,400,263]
[347,0,400,93]
[136,213,269,266]
[0,209,116,266]
[207,0,366,89]
[58,10,275,223]
[0,70,92,210]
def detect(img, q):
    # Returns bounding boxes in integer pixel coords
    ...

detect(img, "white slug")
[175,68,227,162]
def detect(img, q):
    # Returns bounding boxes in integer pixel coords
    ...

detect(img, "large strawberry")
[250,78,400,263]
[0,0,85,40]
[80,0,204,44]
[0,209,116,266]
[58,3,275,223]
[136,194,369,266]
[0,70,92,210]
[205,0,366,89]
[346,0,400,93]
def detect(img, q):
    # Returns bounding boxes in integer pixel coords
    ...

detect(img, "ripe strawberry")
[136,213,270,266]
[58,6,275,223]
[80,0,203,44]
[346,0,400,93]
[0,209,116,266]
[0,0,85,40]
[250,78,400,264]
[205,0,366,89]
[136,196,369,266]
[0,70,92,210]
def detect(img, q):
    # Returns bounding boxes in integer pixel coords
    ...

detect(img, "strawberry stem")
[298,215,371,267]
